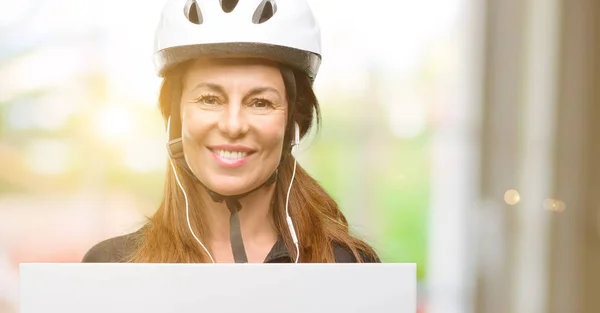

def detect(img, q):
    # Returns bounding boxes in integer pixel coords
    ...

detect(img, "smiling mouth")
[209,148,255,161]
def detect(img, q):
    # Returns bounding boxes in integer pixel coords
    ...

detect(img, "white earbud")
[292,122,300,156]
[294,122,300,145]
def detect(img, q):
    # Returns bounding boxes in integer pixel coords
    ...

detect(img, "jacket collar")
[263,236,293,263]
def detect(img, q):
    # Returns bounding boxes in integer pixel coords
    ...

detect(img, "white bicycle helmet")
[153,0,322,80]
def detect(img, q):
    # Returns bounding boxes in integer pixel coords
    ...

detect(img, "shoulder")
[81,230,141,263]
[332,242,381,263]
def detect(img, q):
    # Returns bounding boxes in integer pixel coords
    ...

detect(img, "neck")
[199,183,278,245]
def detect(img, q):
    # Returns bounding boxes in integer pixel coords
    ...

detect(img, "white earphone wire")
[169,159,216,263]
[167,117,215,263]
[285,122,301,263]
[285,156,300,263]
[169,160,215,263]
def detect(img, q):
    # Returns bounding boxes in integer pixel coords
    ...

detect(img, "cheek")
[181,107,212,142]
[180,109,215,167]
[258,118,288,155]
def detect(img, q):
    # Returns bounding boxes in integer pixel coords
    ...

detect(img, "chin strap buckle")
[166,138,184,159]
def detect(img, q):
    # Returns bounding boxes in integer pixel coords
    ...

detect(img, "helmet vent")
[220,0,239,13]
[252,0,277,24]
[184,0,203,24]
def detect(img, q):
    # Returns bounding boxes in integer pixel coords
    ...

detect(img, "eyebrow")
[191,83,282,102]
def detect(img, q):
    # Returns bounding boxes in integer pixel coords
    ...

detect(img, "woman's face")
[179,58,288,196]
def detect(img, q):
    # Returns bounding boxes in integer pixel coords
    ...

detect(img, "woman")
[82,0,379,263]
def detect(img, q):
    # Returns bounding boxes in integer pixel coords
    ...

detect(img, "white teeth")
[215,150,248,160]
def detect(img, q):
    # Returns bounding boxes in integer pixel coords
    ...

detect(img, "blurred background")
[0,0,598,312]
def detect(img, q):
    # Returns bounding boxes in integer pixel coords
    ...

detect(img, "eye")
[251,98,274,108]
[194,94,221,106]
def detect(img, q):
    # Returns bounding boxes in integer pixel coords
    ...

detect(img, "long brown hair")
[127,61,378,263]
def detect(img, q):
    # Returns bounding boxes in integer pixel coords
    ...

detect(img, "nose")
[218,100,249,139]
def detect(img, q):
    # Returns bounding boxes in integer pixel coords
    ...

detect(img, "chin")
[203,175,255,196]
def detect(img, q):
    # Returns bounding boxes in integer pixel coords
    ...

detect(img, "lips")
[207,145,256,167]
[212,149,249,161]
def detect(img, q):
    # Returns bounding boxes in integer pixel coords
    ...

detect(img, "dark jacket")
[81,230,380,263]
